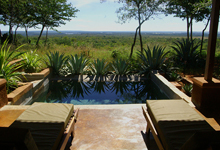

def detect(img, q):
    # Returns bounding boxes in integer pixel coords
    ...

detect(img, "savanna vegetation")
[2,31,220,96]
[0,0,219,97]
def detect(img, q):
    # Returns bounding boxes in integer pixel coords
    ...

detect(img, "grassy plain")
[12,31,215,63]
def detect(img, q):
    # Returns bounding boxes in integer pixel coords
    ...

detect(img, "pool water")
[29,80,168,105]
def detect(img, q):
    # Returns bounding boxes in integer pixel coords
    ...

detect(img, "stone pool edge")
[150,71,193,106]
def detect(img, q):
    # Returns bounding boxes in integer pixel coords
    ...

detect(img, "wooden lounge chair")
[0,102,79,150]
[142,99,219,150]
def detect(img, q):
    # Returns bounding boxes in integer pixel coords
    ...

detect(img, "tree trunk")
[138,5,143,53]
[45,27,49,46]
[190,16,193,42]
[186,17,190,40]
[200,17,210,56]
[9,21,13,43]
[36,25,45,46]
[9,0,13,43]
[130,26,139,58]
[14,26,19,45]
[25,26,29,43]
[139,25,143,53]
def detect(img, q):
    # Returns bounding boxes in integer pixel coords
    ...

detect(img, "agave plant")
[137,45,169,75]
[0,40,24,92]
[167,71,181,81]
[44,51,68,76]
[21,50,41,73]
[89,58,109,75]
[67,54,89,75]
[111,59,129,75]
[182,84,193,97]
[171,39,200,73]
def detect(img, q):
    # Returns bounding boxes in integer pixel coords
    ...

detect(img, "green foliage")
[0,41,23,93]
[44,51,68,76]
[89,59,109,75]
[171,38,202,74]
[137,45,169,75]
[167,71,181,81]
[21,50,41,73]
[67,54,89,75]
[164,0,211,40]
[182,84,193,97]
[111,59,129,75]
[111,50,121,59]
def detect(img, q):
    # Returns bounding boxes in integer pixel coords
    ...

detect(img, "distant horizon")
[0,30,210,33]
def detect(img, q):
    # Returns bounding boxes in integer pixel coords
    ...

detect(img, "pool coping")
[150,71,193,106]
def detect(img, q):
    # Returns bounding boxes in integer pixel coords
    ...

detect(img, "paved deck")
[69,104,158,150]
[0,104,159,150]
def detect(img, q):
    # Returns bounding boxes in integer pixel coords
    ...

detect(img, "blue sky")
[0,0,215,32]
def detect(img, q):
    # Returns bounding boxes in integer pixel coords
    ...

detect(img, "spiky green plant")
[44,51,68,76]
[21,50,41,73]
[168,71,181,81]
[0,40,24,93]
[111,59,129,75]
[137,45,169,75]
[67,54,89,75]
[89,58,109,75]
[171,39,200,73]
[182,84,193,97]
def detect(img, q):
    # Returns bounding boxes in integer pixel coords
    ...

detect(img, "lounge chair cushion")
[10,102,74,150]
[146,100,214,150]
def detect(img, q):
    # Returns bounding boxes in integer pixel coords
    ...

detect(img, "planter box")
[7,83,33,105]
[192,77,220,111]
[150,71,191,104]
[19,68,50,82]
[170,81,182,90]
[0,79,8,108]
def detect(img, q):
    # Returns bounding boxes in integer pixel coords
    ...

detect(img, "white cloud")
[69,0,100,8]
[69,0,115,8]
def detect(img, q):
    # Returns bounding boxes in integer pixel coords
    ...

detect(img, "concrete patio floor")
[68,104,158,150]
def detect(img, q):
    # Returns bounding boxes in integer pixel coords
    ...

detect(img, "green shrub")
[21,50,41,73]
[182,84,193,97]
[0,40,24,93]
[89,58,109,75]
[111,59,129,75]
[111,50,121,59]
[44,51,68,76]
[137,45,169,75]
[167,71,181,81]
[67,54,89,75]
[171,39,201,74]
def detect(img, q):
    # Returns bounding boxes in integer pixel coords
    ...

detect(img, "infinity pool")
[28,80,168,105]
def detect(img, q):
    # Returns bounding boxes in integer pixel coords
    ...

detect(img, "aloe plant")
[21,50,41,73]
[171,39,200,73]
[168,71,181,81]
[89,59,109,75]
[182,84,193,97]
[112,59,129,75]
[67,54,89,75]
[0,40,24,92]
[137,45,169,74]
[44,51,68,76]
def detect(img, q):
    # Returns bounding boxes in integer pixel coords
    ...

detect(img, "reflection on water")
[31,80,168,105]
